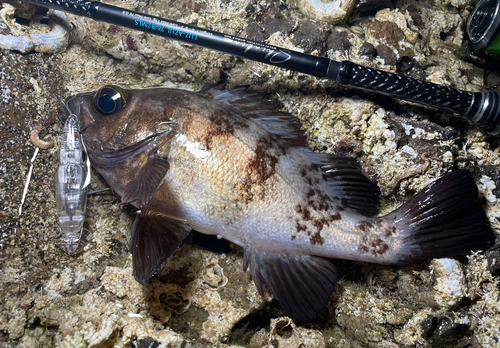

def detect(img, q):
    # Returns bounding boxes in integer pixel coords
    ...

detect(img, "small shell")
[203,263,228,289]
[270,317,302,346]
[30,125,55,149]
[350,25,365,36]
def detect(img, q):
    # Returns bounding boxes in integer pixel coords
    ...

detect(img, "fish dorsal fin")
[298,149,380,216]
[130,206,192,284]
[202,85,307,147]
[243,249,338,322]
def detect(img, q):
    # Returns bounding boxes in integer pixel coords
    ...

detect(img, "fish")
[65,85,495,321]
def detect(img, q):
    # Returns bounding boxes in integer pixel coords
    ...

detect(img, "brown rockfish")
[66,85,495,321]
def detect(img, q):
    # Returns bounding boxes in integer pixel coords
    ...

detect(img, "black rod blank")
[19,0,500,136]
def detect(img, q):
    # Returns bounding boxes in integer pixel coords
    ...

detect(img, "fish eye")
[93,86,128,115]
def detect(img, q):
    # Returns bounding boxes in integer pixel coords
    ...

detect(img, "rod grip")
[336,61,474,115]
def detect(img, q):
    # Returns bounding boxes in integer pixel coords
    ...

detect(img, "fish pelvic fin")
[389,170,496,263]
[130,206,191,284]
[243,249,338,322]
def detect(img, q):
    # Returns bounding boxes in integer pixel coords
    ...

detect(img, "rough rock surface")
[0,0,499,347]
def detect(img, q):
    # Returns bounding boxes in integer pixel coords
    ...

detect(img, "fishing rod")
[19,0,500,136]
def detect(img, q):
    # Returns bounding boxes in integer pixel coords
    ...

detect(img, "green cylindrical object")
[468,0,500,54]
[484,28,500,53]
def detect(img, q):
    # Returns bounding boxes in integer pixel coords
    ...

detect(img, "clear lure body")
[55,99,91,254]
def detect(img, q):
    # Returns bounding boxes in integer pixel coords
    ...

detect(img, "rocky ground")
[1,0,500,347]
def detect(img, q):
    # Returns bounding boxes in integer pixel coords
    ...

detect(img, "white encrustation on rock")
[295,0,355,23]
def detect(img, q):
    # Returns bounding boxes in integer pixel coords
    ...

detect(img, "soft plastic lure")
[54,96,91,254]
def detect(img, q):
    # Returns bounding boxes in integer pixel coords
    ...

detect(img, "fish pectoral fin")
[243,249,338,322]
[130,206,191,284]
[121,152,170,208]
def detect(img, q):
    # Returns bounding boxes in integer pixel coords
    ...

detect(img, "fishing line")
[18,0,500,136]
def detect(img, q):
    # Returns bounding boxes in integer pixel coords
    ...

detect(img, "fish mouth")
[56,94,82,126]
[58,93,94,132]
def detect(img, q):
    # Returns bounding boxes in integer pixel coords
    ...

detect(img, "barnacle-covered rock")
[430,258,466,308]
[269,317,325,348]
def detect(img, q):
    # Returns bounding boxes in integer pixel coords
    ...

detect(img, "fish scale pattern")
[343,62,474,115]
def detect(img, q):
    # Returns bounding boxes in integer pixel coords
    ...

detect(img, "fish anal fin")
[130,206,191,284]
[243,249,338,322]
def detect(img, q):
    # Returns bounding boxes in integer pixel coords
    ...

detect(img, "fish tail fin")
[390,170,495,263]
